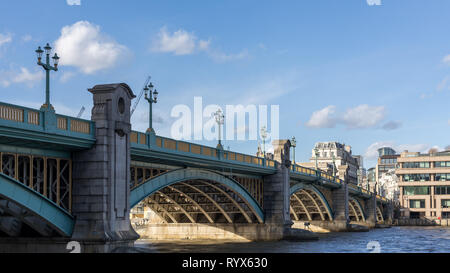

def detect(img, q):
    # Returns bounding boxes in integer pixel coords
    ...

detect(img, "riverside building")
[396,150,450,220]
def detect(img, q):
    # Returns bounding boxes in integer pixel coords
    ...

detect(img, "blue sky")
[0,0,449,168]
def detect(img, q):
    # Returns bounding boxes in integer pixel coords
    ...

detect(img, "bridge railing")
[56,114,93,135]
[130,131,277,169]
[0,101,95,138]
[291,164,342,185]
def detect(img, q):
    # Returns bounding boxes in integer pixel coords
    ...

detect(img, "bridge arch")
[0,173,74,237]
[376,206,384,222]
[289,183,333,221]
[349,198,366,222]
[130,168,264,224]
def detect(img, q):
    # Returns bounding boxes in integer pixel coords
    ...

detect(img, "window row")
[402,162,430,168]
[435,186,450,195]
[402,173,450,182]
[410,200,425,208]
[403,174,430,182]
[403,186,430,195]
[381,158,397,164]
[435,162,450,168]
[436,174,450,181]
[442,199,450,208]
[409,199,450,208]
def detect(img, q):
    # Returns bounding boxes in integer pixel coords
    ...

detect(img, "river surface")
[135,226,450,253]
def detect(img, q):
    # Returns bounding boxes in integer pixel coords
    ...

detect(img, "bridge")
[0,83,392,252]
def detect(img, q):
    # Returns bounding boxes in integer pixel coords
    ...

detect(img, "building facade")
[307,142,360,185]
[396,150,450,220]
[379,169,400,204]
[376,147,399,181]
[367,167,376,192]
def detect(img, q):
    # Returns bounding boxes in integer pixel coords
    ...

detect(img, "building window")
[403,186,430,195]
[410,200,425,208]
[436,162,450,168]
[436,174,450,181]
[435,186,450,195]
[442,200,450,209]
[403,174,430,182]
[402,162,430,168]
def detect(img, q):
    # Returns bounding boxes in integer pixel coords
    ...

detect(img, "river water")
[135,226,450,253]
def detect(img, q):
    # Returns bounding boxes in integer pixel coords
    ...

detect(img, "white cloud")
[60,71,76,83]
[305,105,337,128]
[443,55,450,64]
[152,27,248,62]
[437,75,450,91]
[208,49,249,63]
[55,21,128,74]
[152,27,200,55]
[67,0,81,5]
[364,141,433,160]
[0,33,12,47]
[22,34,32,42]
[342,104,386,129]
[306,104,388,129]
[0,67,44,88]
[366,0,381,6]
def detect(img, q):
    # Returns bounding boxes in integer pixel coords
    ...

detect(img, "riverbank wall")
[393,218,450,226]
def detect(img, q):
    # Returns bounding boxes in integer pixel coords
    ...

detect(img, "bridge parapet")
[290,164,342,188]
[130,131,278,171]
[0,102,95,150]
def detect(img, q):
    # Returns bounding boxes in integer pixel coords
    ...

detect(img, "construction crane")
[131,75,152,117]
[77,106,85,118]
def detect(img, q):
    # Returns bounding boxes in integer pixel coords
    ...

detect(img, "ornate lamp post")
[291,136,297,165]
[35,43,59,110]
[213,108,225,150]
[144,82,158,134]
[314,147,319,170]
[260,126,268,157]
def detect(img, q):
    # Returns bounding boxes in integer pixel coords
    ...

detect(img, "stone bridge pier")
[262,140,297,240]
[70,84,139,252]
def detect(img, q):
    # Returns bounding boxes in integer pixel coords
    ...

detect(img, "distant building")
[396,150,450,220]
[375,147,400,194]
[379,169,400,204]
[367,167,376,192]
[353,155,367,187]
[256,142,274,160]
[306,142,360,184]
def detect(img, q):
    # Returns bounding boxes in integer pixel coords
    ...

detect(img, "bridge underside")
[133,179,261,225]
[290,189,332,221]
[349,198,365,222]
[0,198,59,237]
[0,173,74,238]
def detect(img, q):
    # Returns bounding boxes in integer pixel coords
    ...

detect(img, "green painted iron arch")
[349,197,366,222]
[290,183,334,221]
[0,173,74,237]
[130,168,264,223]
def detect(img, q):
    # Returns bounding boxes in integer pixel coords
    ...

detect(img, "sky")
[0,0,449,168]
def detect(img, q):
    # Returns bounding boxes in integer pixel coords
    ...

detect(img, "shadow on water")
[134,226,450,253]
